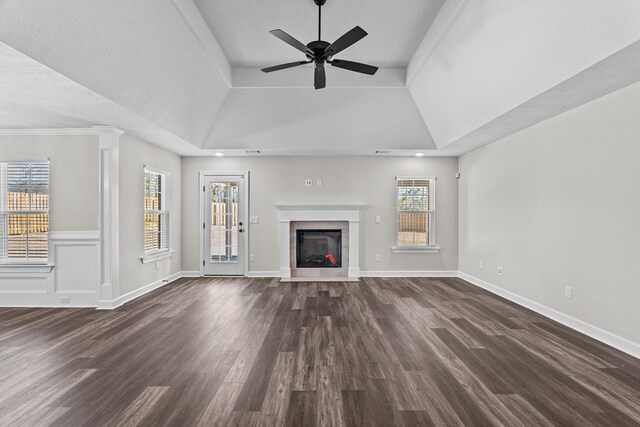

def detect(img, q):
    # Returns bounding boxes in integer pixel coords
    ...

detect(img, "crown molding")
[92,126,126,135]
[0,128,99,136]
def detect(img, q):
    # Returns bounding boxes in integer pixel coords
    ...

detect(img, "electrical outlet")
[316,179,322,187]
[375,254,381,262]
[375,216,381,224]
[497,266,504,276]
[249,254,255,262]
[60,297,70,304]
[479,260,484,269]
[304,179,312,187]
[564,286,572,299]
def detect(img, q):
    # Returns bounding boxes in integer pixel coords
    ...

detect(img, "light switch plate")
[250,216,259,224]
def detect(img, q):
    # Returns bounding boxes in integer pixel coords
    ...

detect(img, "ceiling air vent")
[245,150,262,154]
[375,150,390,154]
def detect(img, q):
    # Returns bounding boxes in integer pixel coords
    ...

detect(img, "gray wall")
[182,156,458,274]
[119,135,182,295]
[459,81,640,344]
[0,134,99,231]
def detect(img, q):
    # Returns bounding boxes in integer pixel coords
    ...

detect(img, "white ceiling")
[203,87,436,154]
[194,0,445,68]
[1,0,640,157]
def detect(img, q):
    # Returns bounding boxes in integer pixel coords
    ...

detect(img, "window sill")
[0,264,54,273]
[140,250,174,264]
[391,246,441,254]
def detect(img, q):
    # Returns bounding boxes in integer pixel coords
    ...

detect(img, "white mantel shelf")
[275,204,362,279]
[275,204,364,210]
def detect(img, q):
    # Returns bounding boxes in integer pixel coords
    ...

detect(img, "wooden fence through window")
[211,203,238,226]
[5,193,49,235]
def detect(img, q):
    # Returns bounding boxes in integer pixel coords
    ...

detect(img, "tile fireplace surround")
[276,204,361,279]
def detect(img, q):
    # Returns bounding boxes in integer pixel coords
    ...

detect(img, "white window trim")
[0,160,50,264]
[0,263,54,273]
[140,249,175,264]
[391,246,441,254]
[143,167,170,259]
[392,175,440,253]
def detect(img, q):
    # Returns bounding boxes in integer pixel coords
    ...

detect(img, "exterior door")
[203,175,245,275]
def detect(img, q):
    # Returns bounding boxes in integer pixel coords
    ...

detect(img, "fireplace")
[296,229,342,268]
[276,204,362,279]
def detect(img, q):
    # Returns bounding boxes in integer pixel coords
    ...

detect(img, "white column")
[95,126,124,307]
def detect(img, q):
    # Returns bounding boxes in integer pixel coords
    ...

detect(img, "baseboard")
[249,270,459,278]
[246,271,280,277]
[181,271,201,278]
[96,271,185,310]
[360,270,458,278]
[458,272,640,360]
[0,303,96,309]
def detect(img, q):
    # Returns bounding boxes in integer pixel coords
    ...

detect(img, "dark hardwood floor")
[0,277,639,426]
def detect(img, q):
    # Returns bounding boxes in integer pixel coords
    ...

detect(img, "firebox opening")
[296,229,342,268]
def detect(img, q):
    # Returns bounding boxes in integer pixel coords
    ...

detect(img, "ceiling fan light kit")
[261,0,378,89]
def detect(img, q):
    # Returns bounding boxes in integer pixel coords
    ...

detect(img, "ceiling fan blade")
[269,29,314,56]
[330,59,378,75]
[261,61,311,73]
[314,64,326,90]
[322,26,368,58]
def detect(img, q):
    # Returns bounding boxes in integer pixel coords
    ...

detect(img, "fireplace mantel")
[276,204,362,278]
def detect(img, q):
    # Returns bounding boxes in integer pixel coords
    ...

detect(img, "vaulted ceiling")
[1,0,640,156]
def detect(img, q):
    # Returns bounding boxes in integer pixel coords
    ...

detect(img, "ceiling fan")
[261,0,378,89]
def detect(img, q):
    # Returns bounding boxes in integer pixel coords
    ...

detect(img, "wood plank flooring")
[0,277,639,426]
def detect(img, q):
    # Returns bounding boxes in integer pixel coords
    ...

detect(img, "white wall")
[0,134,100,306]
[119,135,182,295]
[182,156,458,274]
[0,134,99,230]
[459,81,640,345]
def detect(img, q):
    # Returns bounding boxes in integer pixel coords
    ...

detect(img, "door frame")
[198,170,249,276]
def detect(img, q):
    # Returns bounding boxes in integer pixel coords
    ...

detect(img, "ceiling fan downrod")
[315,0,326,41]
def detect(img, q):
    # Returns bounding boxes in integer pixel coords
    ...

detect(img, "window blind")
[395,176,435,247]
[144,169,169,254]
[0,161,50,263]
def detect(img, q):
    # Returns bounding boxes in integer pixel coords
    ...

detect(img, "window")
[0,161,50,263]
[394,176,436,250]
[144,169,169,255]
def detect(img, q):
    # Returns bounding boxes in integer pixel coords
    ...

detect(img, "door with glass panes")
[203,175,245,275]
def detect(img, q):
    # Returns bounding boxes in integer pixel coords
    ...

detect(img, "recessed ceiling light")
[415,152,425,157]
[215,152,224,157]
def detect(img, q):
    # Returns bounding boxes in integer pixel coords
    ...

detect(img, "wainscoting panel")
[0,231,100,307]
[53,240,99,293]
[0,275,49,294]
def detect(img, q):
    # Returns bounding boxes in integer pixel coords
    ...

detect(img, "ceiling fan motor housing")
[306,40,331,62]
[313,0,327,5]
